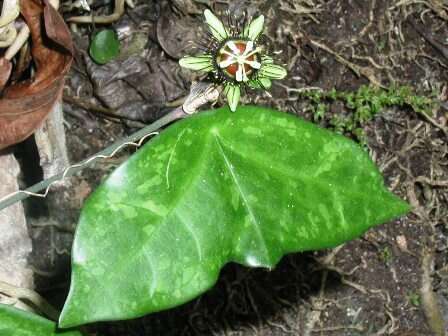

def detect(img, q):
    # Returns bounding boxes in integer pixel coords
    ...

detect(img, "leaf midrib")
[213,133,271,265]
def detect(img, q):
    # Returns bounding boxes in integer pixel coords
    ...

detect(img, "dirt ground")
[21,0,448,335]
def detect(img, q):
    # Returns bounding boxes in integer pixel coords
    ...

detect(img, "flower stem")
[0,108,184,211]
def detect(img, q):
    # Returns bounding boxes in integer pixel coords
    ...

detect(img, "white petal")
[227,40,240,55]
[235,65,243,82]
[242,66,249,82]
[219,58,236,68]
[244,47,262,58]
[244,60,261,69]
[243,41,254,55]
[220,49,236,58]
[243,15,265,40]
[204,9,228,42]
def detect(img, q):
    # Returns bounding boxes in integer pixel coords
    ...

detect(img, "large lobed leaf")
[60,106,409,327]
[0,304,81,336]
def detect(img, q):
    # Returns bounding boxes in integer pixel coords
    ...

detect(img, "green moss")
[379,246,393,264]
[407,291,421,307]
[299,85,437,145]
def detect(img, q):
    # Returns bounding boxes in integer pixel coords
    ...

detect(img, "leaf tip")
[58,285,87,329]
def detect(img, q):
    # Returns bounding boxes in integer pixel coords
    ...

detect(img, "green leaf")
[89,29,120,65]
[0,304,81,336]
[60,106,409,328]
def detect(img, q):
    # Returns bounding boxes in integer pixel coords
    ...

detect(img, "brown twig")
[63,93,147,128]
[409,20,448,61]
[309,39,386,88]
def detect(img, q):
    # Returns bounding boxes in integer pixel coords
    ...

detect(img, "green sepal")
[204,9,228,42]
[179,55,214,72]
[243,15,265,40]
[224,84,241,112]
[248,77,272,89]
[260,63,287,80]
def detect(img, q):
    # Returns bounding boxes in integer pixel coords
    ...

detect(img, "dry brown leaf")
[43,0,73,55]
[0,0,73,150]
[0,58,12,91]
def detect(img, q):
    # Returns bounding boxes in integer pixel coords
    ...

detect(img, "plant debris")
[0,0,73,150]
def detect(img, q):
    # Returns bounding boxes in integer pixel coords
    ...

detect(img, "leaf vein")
[213,134,270,263]
[166,129,187,189]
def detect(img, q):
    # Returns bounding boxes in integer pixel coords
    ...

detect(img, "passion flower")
[179,10,287,112]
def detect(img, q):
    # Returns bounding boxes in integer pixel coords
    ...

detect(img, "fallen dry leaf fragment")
[0,58,12,90]
[0,0,73,150]
[43,0,73,55]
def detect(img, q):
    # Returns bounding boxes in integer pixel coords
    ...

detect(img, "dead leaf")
[0,58,12,91]
[0,0,73,150]
[43,0,73,55]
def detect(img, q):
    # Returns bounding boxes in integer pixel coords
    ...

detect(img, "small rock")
[396,235,409,253]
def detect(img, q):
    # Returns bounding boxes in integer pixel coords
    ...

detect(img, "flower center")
[216,40,261,82]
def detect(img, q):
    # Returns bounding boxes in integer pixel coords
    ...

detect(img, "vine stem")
[0,107,185,211]
[0,81,219,211]
[0,280,60,321]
